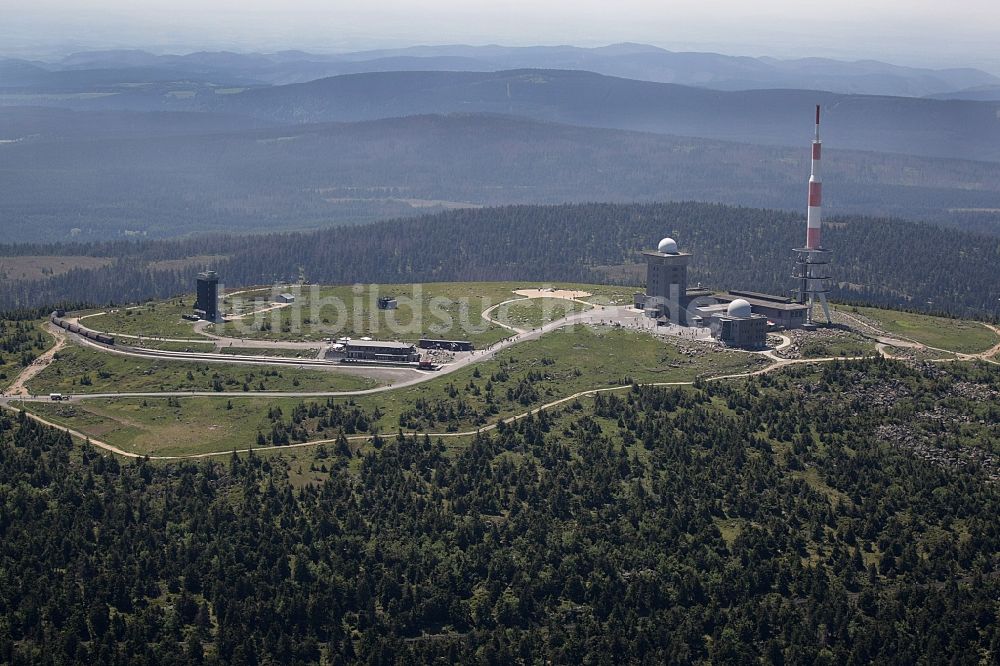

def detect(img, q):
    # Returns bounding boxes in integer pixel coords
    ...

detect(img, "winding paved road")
[0,352,855,461]
[6,303,643,403]
[3,295,998,460]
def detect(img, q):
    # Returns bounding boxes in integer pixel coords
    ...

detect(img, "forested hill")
[3,201,999,319]
[7,110,999,243]
[1,360,998,662]
[7,68,999,163]
[12,44,999,96]
[209,69,1000,162]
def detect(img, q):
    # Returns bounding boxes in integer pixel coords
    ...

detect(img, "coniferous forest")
[3,201,1000,319]
[1,358,997,664]
[5,14,1000,666]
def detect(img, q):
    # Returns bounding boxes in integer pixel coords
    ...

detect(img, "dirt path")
[482,291,604,336]
[977,324,1000,362]
[835,309,888,337]
[876,343,909,360]
[223,302,291,321]
[5,324,66,397]
[838,308,1000,363]
[0,350,855,461]
[838,309,965,361]
[0,334,988,462]
[10,296,1000,460]
[481,297,531,334]
[771,333,792,351]
[7,406,141,458]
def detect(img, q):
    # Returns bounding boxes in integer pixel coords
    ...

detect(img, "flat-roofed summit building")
[341,340,420,363]
[715,290,809,329]
[633,237,704,325]
[195,270,219,321]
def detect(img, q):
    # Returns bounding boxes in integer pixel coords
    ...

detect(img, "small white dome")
[657,237,678,254]
[727,299,752,318]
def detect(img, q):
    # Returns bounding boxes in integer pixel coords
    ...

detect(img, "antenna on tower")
[793,105,832,326]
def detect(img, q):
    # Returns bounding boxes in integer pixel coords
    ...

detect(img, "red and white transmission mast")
[794,105,832,325]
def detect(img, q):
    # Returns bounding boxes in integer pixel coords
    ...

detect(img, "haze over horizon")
[3,0,999,75]
[3,2,1000,665]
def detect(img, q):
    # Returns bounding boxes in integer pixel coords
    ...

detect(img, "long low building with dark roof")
[713,290,809,329]
[342,340,420,362]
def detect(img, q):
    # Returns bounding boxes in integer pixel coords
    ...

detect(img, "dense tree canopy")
[3,202,1000,319]
[0,358,997,663]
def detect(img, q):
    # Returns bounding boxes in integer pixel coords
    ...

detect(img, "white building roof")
[345,340,415,350]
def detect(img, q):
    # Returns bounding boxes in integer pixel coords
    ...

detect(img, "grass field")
[0,255,114,281]
[127,340,218,352]
[352,325,765,434]
[26,398,286,457]
[83,299,208,340]
[25,345,381,395]
[499,298,591,330]
[28,326,765,457]
[220,282,633,345]
[67,282,637,346]
[19,295,1000,473]
[847,306,998,354]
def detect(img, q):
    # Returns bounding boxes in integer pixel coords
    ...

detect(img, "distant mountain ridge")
[927,85,1000,102]
[7,63,993,162]
[330,44,999,97]
[2,109,999,242]
[30,43,998,97]
[5,46,1000,163]
[206,69,1000,162]
[2,46,998,245]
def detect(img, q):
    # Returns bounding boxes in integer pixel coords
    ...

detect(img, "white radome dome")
[657,237,678,254]
[727,299,752,319]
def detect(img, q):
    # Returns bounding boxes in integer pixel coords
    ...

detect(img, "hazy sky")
[4,0,999,72]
